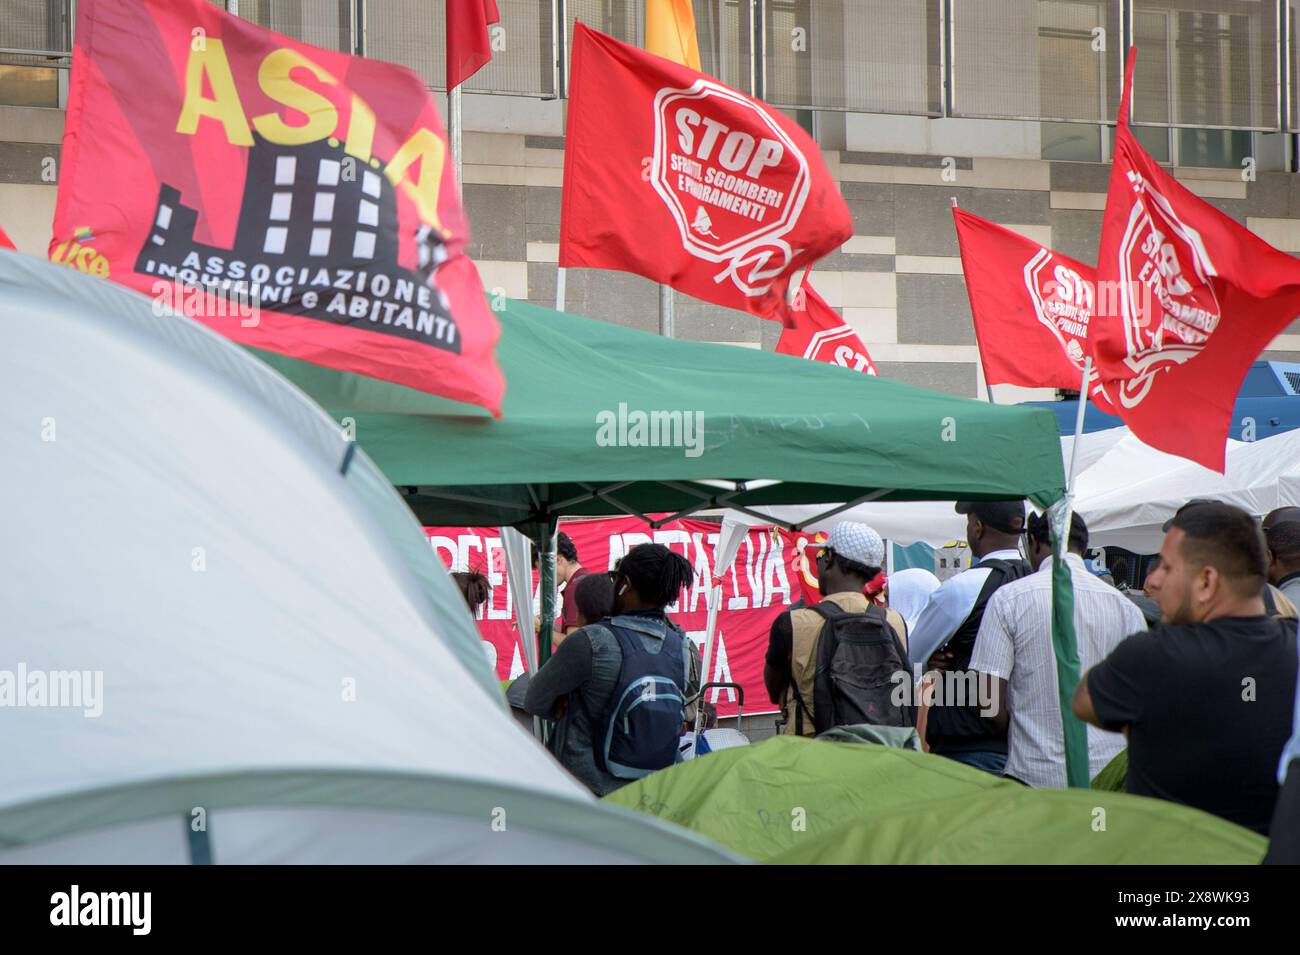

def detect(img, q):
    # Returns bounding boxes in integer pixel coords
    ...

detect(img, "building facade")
[6,0,1300,405]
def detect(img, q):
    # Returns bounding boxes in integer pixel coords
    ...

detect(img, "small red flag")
[952,208,1112,411]
[560,23,852,321]
[776,281,877,375]
[0,223,14,251]
[1093,50,1300,471]
[446,0,501,91]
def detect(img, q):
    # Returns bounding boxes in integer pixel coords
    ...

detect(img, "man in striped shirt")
[970,511,1146,787]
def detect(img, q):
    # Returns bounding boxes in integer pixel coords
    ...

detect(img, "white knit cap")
[825,521,884,568]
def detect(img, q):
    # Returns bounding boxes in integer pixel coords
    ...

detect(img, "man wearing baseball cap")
[907,500,1033,775]
[764,521,912,736]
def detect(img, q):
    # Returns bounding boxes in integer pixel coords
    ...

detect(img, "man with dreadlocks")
[524,542,701,795]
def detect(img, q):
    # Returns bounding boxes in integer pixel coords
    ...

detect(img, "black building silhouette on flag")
[135,134,461,351]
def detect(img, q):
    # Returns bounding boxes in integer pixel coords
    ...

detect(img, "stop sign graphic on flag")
[1092,51,1300,470]
[650,82,811,297]
[560,23,851,320]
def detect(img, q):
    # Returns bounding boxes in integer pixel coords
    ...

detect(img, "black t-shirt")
[765,611,795,705]
[1087,616,1298,834]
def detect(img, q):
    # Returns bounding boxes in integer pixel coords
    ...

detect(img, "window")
[954,0,1123,123]
[763,0,940,114]
[0,0,68,108]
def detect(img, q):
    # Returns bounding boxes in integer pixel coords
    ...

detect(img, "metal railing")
[1,0,1296,133]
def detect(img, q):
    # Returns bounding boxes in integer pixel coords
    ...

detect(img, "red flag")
[1093,50,1300,471]
[447,0,500,90]
[776,281,877,375]
[51,0,504,414]
[953,208,1113,411]
[0,224,14,251]
[560,23,852,321]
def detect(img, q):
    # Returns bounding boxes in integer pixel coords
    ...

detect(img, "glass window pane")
[953,0,1123,123]
[1041,121,1103,160]
[238,0,352,52]
[0,0,67,53]
[1131,1,1278,130]
[0,64,59,108]
[762,0,940,114]
[1109,123,1173,162]
[1177,127,1253,166]
[0,0,67,108]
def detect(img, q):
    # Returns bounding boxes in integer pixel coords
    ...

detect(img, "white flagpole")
[659,283,674,338]
[1066,357,1093,496]
[449,85,463,200]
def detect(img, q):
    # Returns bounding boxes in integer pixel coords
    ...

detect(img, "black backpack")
[790,601,914,735]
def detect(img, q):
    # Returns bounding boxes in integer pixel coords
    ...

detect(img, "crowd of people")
[483,504,1299,862]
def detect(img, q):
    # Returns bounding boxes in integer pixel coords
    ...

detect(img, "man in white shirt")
[971,511,1146,787]
[908,500,1032,774]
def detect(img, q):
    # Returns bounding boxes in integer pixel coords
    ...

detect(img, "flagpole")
[1066,357,1093,495]
[449,84,463,201]
[951,196,996,403]
[659,283,674,338]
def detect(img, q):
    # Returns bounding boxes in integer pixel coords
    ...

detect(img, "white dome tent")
[0,251,737,864]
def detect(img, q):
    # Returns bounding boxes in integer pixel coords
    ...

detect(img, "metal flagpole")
[1066,357,1093,495]
[449,85,463,200]
[659,283,674,337]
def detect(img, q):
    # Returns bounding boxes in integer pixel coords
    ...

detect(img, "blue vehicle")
[1023,360,1300,440]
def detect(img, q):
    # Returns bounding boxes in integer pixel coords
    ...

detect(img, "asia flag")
[1093,50,1300,471]
[50,0,504,414]
[560,23,852,321]
[776,280,878,375]
[952,208,1113,411]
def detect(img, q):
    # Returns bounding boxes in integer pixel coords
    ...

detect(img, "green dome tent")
[606,737,1267,864]
[0,251,741,864]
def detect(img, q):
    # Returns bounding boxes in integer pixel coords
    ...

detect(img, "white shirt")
[906,549,1024,668]
[970,553,1148,788]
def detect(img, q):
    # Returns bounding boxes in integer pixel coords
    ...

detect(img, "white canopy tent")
[1067,429,1300,552]
[0,252,738,864]
[718,427,1300,552]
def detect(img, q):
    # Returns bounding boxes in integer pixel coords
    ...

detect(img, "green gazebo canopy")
[255,297,1066,529]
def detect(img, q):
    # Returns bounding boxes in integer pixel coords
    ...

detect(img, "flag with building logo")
[1093,51,1300,471]
[50,0,504,414]
[952,208,1113,411]
[776,280,877,375]
[559,23,852,322]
